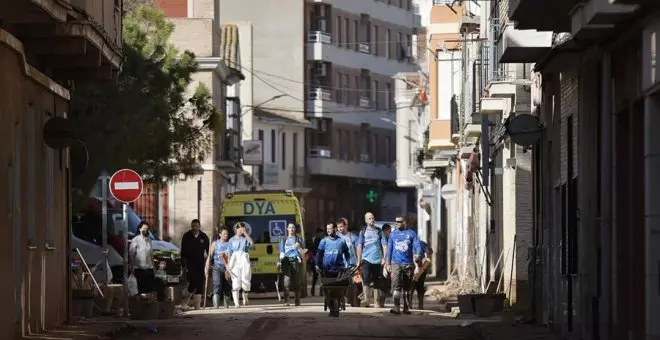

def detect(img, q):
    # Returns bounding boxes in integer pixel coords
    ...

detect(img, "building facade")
[0,0,122,338]
[490,0,660,339]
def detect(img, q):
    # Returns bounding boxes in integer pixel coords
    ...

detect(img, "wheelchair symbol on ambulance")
[269,220,286,237]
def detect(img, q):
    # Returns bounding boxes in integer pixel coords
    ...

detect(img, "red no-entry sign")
[109,169,143,203]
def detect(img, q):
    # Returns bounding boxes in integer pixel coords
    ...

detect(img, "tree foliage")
[70,4,221,208]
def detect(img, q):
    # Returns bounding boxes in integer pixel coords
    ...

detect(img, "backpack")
[359,226,384,253]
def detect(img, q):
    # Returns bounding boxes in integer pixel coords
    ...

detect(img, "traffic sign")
[109,169,144,203]
[269,220,286,237]
[441,183,457,200]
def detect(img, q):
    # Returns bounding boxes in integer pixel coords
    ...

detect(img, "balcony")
[428,119,454,152]
[0,0,123,81]
[498,24,553,64]
[307,89,394,129]
[307,36,417,76]
[312,0,414,28]
[307,147,395,181]
[570,0,639,40]
[509,0,574,32]
[307,30,332,44]
[480,97,511,116]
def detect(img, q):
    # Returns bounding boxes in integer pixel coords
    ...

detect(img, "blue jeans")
[212,266,231,301]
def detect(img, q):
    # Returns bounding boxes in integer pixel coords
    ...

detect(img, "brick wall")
[155,0,187,17]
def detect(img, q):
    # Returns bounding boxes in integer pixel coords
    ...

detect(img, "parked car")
[72,197,183,285]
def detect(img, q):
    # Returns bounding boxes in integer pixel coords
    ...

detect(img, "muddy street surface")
[117,296,483,340]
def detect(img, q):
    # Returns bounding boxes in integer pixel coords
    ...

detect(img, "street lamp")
[241,94,287,117]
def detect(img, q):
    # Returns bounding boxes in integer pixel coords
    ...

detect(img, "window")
[373,134,379,163]
[270,129,276,163]
[45,112,54,247]
[336,16,342,46]
[293,133,298,169]
[372,80,379,109]
[343,74,349,104]
[281,132,286,170]
[354,75,360,105]
[384,136,391,165]
[385,29,391,58]
[408,120,414,166]
[344,18,349,47]
[27,105,36,247]
[353,131,359,161]
[258,129,264,184]
[353,20,359,50]
[385,82,392,110]
[337,72,343,103]
[336,129,342,156]
[343,130,350,160]
[373,25,379,55]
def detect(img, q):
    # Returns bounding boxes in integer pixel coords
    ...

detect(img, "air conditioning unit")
[314,62,327,77]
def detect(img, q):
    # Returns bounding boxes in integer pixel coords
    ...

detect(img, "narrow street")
[117,297,480,340]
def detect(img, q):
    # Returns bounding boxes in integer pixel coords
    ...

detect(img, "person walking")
[337,217,360,307]
[410,240,433,310]
[228,222,254,307]
[180,219,210,309]
[309,227,324,296]
[128,221,166,302]
[278,223,305,306]
[356,212,387,307]
[205,228,232,308]
[385,216,422,315]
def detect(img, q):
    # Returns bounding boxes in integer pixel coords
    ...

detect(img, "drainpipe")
[600,52,613,340]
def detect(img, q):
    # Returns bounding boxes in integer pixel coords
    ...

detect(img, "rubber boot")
[223,294,229,309]
[212,294,220,308]
[361,286,371,307]
[294,290,301,306]
[242,292,249,306]
[374,289,383,308]
[232,291,240,308]
[402,292,411,314]
[418,296,424,310]
[193,294,202,310]
[283,290,290,306]
[390,290,401,314]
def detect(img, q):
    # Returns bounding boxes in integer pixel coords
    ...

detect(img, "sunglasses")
[395,220,404,223]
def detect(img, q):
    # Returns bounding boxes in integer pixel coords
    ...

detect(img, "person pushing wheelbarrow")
[315,222,354,317]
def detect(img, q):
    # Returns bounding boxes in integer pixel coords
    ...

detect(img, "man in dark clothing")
[309,227,324,296]
[181,219,210,309]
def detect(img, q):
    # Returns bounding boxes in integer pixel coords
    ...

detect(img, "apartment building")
[489,0,660,339]
[0,0,122,338]
[218,0,420,233]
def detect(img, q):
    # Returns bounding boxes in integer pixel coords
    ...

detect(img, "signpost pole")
[109,168,143,318]
[122,202,129,317]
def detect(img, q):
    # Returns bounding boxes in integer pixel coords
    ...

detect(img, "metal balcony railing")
[307,31,332,44]
[358,42,371,54]
[308,87,333,101]
[308,146,332,158]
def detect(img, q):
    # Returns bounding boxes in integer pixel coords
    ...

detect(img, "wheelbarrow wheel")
[330,310,340,317]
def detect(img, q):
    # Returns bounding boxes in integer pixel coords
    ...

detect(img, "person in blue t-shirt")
[356,212,388,307]
[385,216,422,315]
[336,217,360,307]
[315,222,351,276]
[278,222,305,306]
[205,228,232,308]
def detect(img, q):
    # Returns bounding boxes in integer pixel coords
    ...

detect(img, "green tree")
[70,4,221,209]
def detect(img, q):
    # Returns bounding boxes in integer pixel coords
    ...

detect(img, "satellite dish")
[43,116,75,149]
[506,114,543,147]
